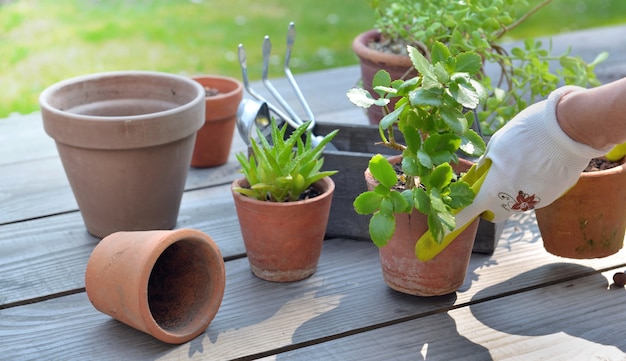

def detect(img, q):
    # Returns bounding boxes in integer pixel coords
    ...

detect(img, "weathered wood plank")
[2,235,625,360]
[0,183,245,307]
[261,270,626,361]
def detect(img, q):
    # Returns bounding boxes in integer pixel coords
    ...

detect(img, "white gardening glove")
[415,86,613,261]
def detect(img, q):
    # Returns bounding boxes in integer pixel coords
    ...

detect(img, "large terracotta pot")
[40,71,205,238]
[535,158,626,259]
[365,156,479,296]
[85,228,226,344]
[190,75,243,168]
[352,30,426,125]
[231,177,335,282]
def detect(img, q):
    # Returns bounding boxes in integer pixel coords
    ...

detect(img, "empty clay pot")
[190,75,243,168]
[40,71,205,238]
[85,228,226,344]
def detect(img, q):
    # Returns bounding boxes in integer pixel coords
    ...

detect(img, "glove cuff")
[528,86,612,168]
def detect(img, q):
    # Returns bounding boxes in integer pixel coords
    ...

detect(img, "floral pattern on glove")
[499,191,540,212]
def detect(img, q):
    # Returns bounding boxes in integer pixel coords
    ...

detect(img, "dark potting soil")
[584,157,621,172]
[204,86,220,97]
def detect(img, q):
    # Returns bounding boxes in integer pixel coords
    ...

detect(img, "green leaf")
[372,69,392,88]
[440,106,468,135]
[460,129,486,157]
[388,190,410,213]
[408,45,434,79]
[380,102,405,129]
[429,163,453,190]
[368,154,398,189]
[454,52,482,74]
[430,41,451,66]
[412,187,430,214]
[416,149,433,168]
[346,88,378,108]
[449,81,480,109]
[369,212,395,247]
[448,181,476,209]
[409,88,442,107]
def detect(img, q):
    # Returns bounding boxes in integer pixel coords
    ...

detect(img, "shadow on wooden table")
[470,263,626,357]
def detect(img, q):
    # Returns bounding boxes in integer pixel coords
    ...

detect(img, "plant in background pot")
[347,41,487,296]
[354,0,607,130]
[190,75,244,168]
[40,71,205,238]
[231,119,338,282]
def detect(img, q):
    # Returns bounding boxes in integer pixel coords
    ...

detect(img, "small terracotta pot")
[535,158,626,259]
[40,71,205,238]
[85,228,226,344]
[352,30,426,125]
[365,156,479,296]
[231,177,335,282]
[190,75,243,168]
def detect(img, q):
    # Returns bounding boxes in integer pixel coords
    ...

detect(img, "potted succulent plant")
[354,0,607,131]
[231,119,338,282]
[347,41,487,296]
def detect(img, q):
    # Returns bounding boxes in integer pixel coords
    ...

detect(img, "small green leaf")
[448,181,476,209]
[369,212,395,247]
[353,191,384,215]
[413,187,430,214]
[440,106,468,135]
[346,88,377,108]
[368,154,398,189]
[430,41,451,65]
[454,52,482,75]
[430,163,453,189]
[388,190,410,213]
[408,45,434,79]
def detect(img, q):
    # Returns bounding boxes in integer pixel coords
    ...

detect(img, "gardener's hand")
[415,86,612,261]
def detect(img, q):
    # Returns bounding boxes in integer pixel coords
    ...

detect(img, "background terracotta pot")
[352,30,425,125]
[85,228,226,344]
[190,75,243,168]
[40,71,205,238]
[231,177,335,282]
[365,156,479,296]
[535,159,626,259]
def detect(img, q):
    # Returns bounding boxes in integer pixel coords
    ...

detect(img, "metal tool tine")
[261,35,304,129]
[284,22,316,125]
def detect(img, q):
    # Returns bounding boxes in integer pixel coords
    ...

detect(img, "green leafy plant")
[369,0,607,134]
[234,119,338,202]
[347,41,486,246]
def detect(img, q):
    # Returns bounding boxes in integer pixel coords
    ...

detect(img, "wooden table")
[3,25,626,360]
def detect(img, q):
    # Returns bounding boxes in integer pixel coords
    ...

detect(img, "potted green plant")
[231,119,339,282]
[347,41,487,296]
[353,0,607,132]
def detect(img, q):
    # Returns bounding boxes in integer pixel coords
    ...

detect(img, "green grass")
[1,0,625,118]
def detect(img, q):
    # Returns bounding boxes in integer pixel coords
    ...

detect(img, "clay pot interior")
[85,229,225,344]
[147,239,214,334]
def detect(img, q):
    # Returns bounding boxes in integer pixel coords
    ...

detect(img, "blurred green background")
[1,0,625,118]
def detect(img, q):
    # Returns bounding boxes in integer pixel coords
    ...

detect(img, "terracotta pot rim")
[140,229,225,343]
[40,70,205,149]
[40,70,205,122]
[191,75,244,102]
[580,157,626,179]
[231,177,335,206]
[352,29,415,66]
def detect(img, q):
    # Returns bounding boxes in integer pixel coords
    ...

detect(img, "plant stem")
[493,0,553,39]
